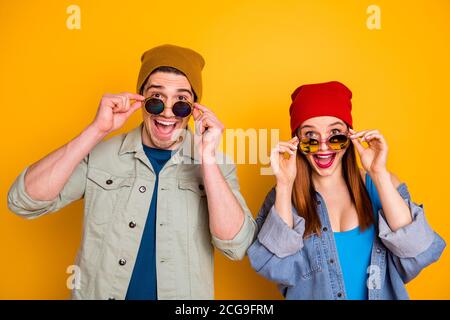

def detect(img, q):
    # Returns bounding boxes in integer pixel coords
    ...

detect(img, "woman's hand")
[350,128,388,176]
[270,137,299,188]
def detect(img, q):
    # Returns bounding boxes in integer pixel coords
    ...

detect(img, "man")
[7,44,257,299]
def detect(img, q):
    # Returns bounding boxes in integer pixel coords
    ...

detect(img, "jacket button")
[119,259,127,266]
[322,227,328,232]
[329,259,335,264]
[337,292,343,298]
[139,186,146,193]
[106,179,113,185]
[198,184,205,191]
[317,200,321,205]
[129,221,136,228]
[376,248,382,254]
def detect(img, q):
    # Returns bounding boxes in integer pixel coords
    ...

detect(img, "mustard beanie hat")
[137,44,205,101]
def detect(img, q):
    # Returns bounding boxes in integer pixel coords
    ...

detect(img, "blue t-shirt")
[125,145,173,300]
[333,173,380,300]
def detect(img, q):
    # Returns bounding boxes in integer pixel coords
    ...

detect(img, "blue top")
[334,225,375,300]
[125,145,173,300]
[333,173,377,300]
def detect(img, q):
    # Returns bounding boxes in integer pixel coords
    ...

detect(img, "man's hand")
[192,103,224,164]
[91,92,145,135]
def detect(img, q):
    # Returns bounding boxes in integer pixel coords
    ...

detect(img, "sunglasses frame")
[143,97,193,118]
[297,131,351,154]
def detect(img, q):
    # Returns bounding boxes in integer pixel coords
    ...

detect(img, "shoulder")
[87,132,133,175]
[90,132,127,157]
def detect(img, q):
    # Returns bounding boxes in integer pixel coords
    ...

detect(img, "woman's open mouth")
[153,118,179,138]
[313,153,336,169]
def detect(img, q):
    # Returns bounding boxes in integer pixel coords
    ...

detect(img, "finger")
[270,150,281,174]
[275,143,296,155]
[195,117,207,135]
[195,115,213,135]
[199,112,220,126]
[108,97,126,112]
[194,103,212,114]
[122,92,145,101]
[277,145,295,155]
[197,114,217,134]
[125,101,142,116]
[364,134,385,145]
[278,141,298,151]
[350,130,369,139]
[270,146,280,157]
[351,136,366,155]
[118,94,130,112]
[192,108,202,120]
[361,130,380,142]
[289,136,299,145]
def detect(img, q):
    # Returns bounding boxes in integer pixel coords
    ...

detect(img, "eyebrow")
[300,121,345,130]
[146,84,193,98]
[328,121,345,127]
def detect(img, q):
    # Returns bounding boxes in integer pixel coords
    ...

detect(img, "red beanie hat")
[289,81,353,135]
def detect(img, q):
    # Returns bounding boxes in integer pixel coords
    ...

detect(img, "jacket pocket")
[178,179,208,230]
[85,167,133,225]
[299,234,323,279]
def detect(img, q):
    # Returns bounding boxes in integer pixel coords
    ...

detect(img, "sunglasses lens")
[300,137,320,154]
[144,98,164,115]
[172,101,192,118]
[328,134,349,150]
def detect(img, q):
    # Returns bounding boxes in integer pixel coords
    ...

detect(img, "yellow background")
[1,0,449,299]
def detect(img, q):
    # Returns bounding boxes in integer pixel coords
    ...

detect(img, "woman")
[247,81,445,300]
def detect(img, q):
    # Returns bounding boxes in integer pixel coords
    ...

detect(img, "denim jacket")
[247,178,446,300]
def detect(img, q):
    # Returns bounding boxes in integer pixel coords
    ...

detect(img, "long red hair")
[291,143,375,238]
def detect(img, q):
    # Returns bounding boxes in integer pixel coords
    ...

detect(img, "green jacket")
[7,123,257,299]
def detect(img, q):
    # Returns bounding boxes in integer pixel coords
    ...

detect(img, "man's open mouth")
[153,118,179,137]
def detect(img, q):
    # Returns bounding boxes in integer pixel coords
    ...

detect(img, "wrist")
[369,168,390,180]
[276,181,294,192]
[370,169,391,187]
[201,153,217,165]
[86,123,109,141]
[276,183,294,200]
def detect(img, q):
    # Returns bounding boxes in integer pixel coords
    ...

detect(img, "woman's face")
[297,116,349,177]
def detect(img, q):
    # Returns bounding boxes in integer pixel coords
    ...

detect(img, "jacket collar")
[119,122,197,162]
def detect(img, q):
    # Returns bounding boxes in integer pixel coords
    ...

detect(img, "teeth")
[155,120,176,126]
[316,155,333,159]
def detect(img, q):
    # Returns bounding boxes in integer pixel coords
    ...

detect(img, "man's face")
[141,71,194,150]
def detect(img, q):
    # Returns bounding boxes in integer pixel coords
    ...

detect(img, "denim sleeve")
[378,184,446,282]
[247,188,306,286]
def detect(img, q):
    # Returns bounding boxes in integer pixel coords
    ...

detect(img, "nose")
[319,136,329,152]
[161,99,176,118]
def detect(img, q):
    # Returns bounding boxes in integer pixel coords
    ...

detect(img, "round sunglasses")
[298,132,351,154]
[143,98,193,118]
